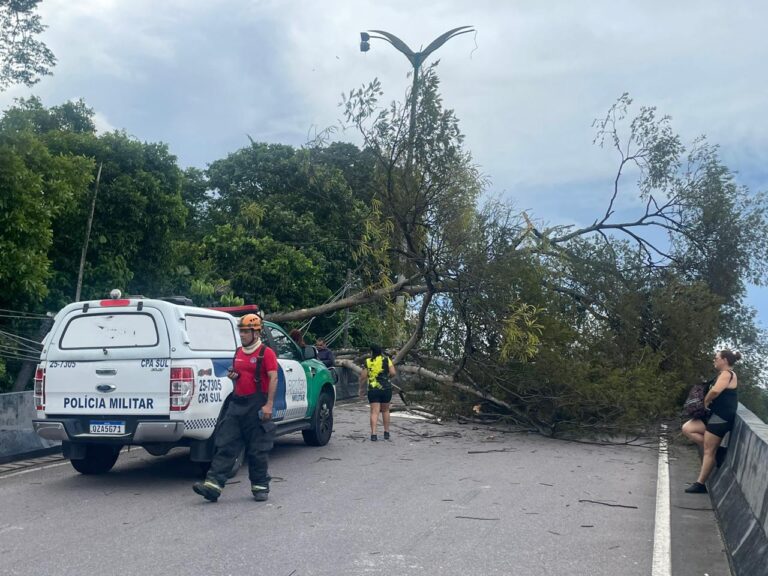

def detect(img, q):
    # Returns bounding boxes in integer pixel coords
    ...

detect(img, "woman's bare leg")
[697,431,722,484]
[369,402,381,436]
[682,419,705,447]
[381,402,391,433]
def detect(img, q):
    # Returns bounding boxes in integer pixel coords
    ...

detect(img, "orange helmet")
[238,313,262,331]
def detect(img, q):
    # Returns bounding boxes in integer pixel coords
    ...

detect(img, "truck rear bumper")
[33,419,185,443]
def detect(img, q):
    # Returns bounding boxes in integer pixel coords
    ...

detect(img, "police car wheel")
[70,444,121,475]
[302,390,334,446]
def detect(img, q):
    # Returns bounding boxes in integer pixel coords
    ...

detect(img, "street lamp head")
[359,27,474,68]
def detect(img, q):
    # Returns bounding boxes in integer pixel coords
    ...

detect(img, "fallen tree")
[277,85,768,433]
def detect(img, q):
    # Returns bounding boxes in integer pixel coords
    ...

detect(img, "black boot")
[193,479,223,502]
[685,481,707,494]
[251,484,269,502]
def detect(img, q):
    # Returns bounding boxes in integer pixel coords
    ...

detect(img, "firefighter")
[193,313,278,502]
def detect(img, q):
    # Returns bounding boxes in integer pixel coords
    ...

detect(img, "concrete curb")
[709,404,768,575]
[0,391,61,462]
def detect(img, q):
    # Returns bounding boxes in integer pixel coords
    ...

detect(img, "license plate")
[90,421,125,434]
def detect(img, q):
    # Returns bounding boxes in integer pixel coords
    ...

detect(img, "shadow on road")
[47,436,317,490]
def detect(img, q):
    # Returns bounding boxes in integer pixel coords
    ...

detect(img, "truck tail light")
[34,366,46,410]
[170,367,195,411]
[99,299,131,307]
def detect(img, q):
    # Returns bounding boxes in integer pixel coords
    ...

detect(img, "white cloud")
[92,109,115,134]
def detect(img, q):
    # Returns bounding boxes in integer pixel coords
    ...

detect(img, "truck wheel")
[302,390,334,446]
[70,444,121,475]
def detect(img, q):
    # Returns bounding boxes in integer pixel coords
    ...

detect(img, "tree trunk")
[264,278,451,323]
[396,364,552,436]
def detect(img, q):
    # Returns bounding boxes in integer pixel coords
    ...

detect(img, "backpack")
[682,372,732,420]
[682,378,712,420]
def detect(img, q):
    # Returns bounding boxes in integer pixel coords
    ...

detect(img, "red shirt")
[233,344,278,395]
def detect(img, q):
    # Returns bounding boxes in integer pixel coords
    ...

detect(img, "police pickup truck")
[32,294,335,474]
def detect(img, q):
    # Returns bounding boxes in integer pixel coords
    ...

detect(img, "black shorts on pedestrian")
[705,413,733,438]
[367,387,392,404]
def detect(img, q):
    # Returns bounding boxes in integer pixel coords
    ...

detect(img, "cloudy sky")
[5,0,768,327]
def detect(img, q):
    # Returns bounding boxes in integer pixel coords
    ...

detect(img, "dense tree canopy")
[0,79,766,428]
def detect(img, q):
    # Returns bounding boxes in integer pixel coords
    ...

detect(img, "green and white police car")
[32,294,335,474]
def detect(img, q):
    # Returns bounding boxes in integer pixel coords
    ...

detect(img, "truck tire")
[70,444,121,475]
[302,389,334,446]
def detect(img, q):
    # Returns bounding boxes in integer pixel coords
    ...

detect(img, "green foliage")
[739,384,768,424]
[192,140,375,340]
[0,97,94,133]
[499,301,543,362]
[0,128,93,310]
[353,197,393,287]
[343,64,481,285]
[53,141,185,302]
[190,279,215,305]
[199,223,329,312]
[220,292,244,307]
[0,98,188,311]
[0,0,55,89]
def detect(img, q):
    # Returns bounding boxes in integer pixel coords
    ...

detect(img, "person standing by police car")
[193,314,278,502]
[358,344,397,441]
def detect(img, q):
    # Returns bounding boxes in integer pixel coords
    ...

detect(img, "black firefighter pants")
[206,394,275,489]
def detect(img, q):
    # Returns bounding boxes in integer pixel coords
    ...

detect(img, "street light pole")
[359,27,475,329]
[360,26,474,170]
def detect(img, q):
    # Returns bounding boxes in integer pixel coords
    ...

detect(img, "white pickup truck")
[33,295,336,474]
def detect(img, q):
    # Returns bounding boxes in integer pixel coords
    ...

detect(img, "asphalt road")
[0,402,728,576]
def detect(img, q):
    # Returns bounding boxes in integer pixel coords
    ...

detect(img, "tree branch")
[264,277,453,322]
[393,288,434,365]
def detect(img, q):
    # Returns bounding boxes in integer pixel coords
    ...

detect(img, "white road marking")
[652,424,672,576]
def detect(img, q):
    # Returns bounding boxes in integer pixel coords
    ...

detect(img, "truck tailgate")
[43,307,171,416]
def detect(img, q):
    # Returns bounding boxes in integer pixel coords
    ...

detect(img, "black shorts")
[367,387,392,404]
[705,413,734,438]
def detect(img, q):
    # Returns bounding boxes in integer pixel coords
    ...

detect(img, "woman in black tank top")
[682,349,741,494]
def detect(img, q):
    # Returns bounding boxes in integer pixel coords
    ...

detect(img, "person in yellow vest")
[358,344,397,441]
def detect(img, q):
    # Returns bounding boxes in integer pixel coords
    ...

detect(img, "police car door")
[263,326,308,422]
